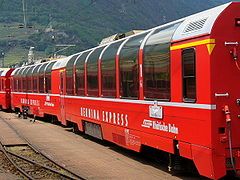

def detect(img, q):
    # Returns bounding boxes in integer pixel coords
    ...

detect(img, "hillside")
[0,0,237,66]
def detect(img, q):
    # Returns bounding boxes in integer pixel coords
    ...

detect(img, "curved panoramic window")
[22,67,30,92]
[45,61,55,93]
[26,66,35,92]
[143,23,180,100]
[13,69,20,92]
[119,32,148,99]
[87,46,105,97]
[16,68,25,92]
[75,51,91,96]
[0,71,3,91]
[101,41,123,97]
[66,54,79,95]
[32,64,41,93]
[38,63,48,93]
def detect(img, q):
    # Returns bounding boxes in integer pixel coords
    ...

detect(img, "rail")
[0,117,85,180]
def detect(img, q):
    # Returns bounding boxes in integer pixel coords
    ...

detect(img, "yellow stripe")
[170,39,215,50]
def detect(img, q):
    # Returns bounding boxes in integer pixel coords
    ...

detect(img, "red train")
[1,2,240,179]
[0,68,13,110]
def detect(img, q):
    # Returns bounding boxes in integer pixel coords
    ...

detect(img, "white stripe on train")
[12,92,216,110]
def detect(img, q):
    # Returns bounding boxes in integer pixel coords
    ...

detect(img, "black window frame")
[182,48,196,103]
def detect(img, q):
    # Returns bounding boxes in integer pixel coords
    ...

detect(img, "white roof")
[0,68,10,77]
[52,56,72,70]
[172,2,230,41]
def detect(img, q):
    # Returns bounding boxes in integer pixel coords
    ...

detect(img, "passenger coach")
[10,2,240,179]
[0,68,13,110]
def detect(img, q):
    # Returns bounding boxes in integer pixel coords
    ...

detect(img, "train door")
[60,71,66,123]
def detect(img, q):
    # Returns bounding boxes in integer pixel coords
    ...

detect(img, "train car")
[10,2,240,179]
[0,68,14,110]
[10,59,66,119]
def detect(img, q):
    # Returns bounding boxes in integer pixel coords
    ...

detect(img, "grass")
[0,22,46,67]
[4,47,46,67]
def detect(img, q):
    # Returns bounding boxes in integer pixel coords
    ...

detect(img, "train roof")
[11,60,58,76]
[0,68,11,77]
[10,2,234,73]
[51,2,232,70]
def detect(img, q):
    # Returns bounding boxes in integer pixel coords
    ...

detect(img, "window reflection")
[101,41,123,97]
[119,33,148,99]
[87,46,105,97]
[66,55,79,95]
[75,51,91,96]
[143,23,180,100]
[182,48,196,102]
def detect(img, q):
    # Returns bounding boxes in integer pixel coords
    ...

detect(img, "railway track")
[0,117,84,180]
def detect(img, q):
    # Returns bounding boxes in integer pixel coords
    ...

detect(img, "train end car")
[0,68,14,110]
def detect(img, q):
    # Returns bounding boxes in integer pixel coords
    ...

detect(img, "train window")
[75,50,92,96]
[26,66,35,93]
[13,69,20,92]
[87,46,106,97]
[0,71,2,91]
[182,48,196,102]
[119,33,148,99]
[14,68,21,92]
[10,78,16,92]
[38,63,48,93]
[66,54,79,95]
[101,41,123,97]
[143,23,180,101]
[45,61,56,93]
[32,64,41,93]
[1,79,3,91]
[22,67,30,92]
[17,67,26,92]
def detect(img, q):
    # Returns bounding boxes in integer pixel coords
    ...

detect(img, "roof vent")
[183,18,208,33]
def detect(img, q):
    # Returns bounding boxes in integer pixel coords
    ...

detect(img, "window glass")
[143,23,180,100]
[66,54,79,95]
[45,61,55,93]
[38,63,48,93]
[0,71,2,91]
[87,46,105,97]
[75,50,92,96]
[13,69,20,92]
[22,67,31,92]
[1,79,4,91]
[101,41,124,97]
[17,67,26,92]
[26,66,35,92]
[182,48,196,102]
[32,64,41,93]
[119,32,148,99]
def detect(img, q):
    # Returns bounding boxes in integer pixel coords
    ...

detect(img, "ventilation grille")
[183,18,208,33]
